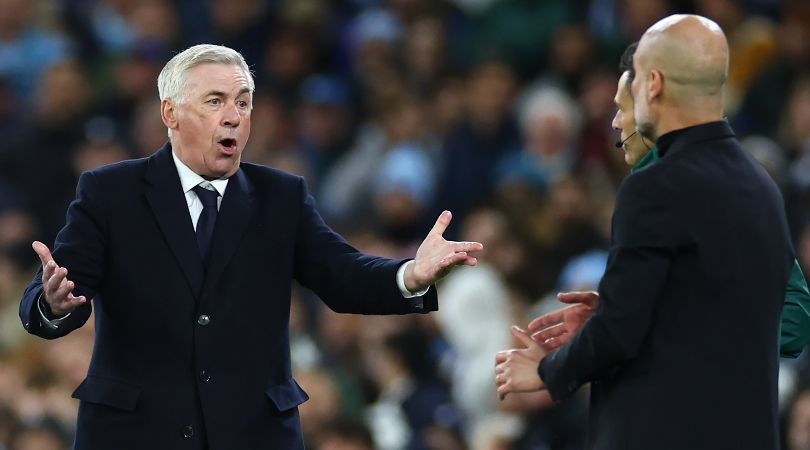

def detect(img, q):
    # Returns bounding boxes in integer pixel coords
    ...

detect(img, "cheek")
[633,98,646,120]
[625,112,637,130]
[242,117,251,136]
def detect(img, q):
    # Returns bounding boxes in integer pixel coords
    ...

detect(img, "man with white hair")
[19,44,482,450]
[496,15,794,450]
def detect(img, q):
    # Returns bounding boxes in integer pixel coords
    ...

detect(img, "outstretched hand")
[527,291,599,352]
[403,211,483,293]
[495,326,547,400]
[32,241,86,316]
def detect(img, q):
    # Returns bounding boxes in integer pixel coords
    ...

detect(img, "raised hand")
[527,291,599,352]
[495,326,547,400]
[403,211,483,293]
[32,241,86,316]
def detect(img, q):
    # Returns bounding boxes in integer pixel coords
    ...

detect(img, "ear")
[648,70,663,104]
[161,99,178,131]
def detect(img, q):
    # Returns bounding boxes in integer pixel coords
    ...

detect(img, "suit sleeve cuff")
[37,293,71,330]
[538,350,574,402]
[396,261,430,307]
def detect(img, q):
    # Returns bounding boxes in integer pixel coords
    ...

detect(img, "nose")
[611,110,621,132]
[221,102,241,128]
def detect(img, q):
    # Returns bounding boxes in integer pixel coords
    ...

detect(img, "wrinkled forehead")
[185,63,252,94]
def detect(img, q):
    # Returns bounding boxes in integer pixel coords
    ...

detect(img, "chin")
[624,154,634,165]
[207,165,239,179]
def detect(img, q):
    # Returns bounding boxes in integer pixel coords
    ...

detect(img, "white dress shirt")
[171,152,228,230]
[39,152,425,329]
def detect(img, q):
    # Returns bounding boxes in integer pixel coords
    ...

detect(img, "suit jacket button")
[183,425,194,438]
[197,315,210,326]
[199,370,211,382]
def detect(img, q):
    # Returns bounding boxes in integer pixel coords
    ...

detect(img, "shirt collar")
[655,120,733,158]
[630,145,660,174]
[171,151,229,197]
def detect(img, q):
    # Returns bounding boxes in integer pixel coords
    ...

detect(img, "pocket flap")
[265,378,309,411]
[72,375,141,412]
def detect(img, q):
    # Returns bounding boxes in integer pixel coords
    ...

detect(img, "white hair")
[518,84,583,138]
[157,44,255,104]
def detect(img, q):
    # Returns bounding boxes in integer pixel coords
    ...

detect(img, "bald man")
[495,15,793,450]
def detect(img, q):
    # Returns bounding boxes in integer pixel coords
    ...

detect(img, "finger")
[539,338,562,352]
[41,260,57,282]
[64,294,87,308]
[556,291,589,303]
[428,210,452,236]
[51,278,75,302]
[495,350,512,364]
[451,241,484,254]
[527,311,564,331]
[45,267,68,295]
[67,293,86,303]
[32,241,54,266]
[438,252,469,270]
[51,294,87,316]
[440,253,479,269]
[531,323,567,342]
[557,291,599,307]
[497,381,512,399]
[511,325,536,349]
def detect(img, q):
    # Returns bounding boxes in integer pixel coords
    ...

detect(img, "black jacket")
[540,121,793,450]
[20,143,437,449]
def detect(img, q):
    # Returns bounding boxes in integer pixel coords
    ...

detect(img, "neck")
[652,102,724,140]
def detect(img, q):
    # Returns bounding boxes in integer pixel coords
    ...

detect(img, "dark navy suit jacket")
[20,144,437,449]
[539,122,794,450]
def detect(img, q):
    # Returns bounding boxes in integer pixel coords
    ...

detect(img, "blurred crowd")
[1,0,810,449]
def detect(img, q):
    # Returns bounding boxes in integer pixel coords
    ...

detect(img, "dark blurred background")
[1,0,810,449]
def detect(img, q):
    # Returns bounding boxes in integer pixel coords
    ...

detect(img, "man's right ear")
[648,70,663,104]
[161,99,178,130]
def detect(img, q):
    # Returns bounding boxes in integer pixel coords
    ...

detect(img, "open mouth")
[217,138,237,154]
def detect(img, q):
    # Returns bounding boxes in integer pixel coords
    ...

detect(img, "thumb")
[428,210,452,237]
[511,325,535,349]
[32,241,53,265]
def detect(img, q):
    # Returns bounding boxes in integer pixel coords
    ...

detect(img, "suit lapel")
[143,144,205,299]
[202,168,255,298]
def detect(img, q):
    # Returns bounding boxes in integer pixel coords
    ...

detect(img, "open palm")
[404,211,483,292]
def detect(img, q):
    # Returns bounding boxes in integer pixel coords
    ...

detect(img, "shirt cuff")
[397,260,430,299]
[37,293,71,330]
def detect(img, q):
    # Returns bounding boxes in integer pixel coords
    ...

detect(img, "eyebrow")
[203,88,251,98]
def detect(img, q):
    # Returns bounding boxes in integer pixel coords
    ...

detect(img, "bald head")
[632,14,729,140]
[637,14,729,99]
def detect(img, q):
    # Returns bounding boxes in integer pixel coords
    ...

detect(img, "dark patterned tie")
[192,184,219,264]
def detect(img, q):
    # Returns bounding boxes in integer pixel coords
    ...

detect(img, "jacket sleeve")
[778,259,810,358]
[291,177,437,314]
[19,171,107,339]
[539,172,675,401]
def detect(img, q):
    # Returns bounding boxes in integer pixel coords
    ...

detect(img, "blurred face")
[612,71,649,165]
[37,61,89,123]
[467,62,516,124]
[164,63,252,179]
